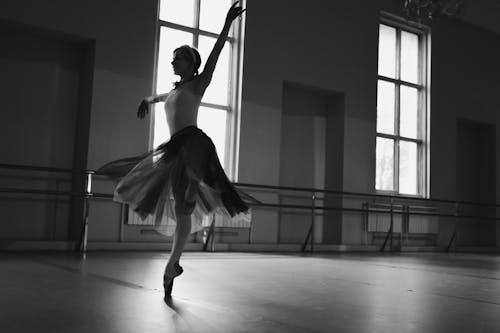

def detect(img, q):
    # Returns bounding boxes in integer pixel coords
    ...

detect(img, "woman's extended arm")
[197,2,245,91]
[137,93,169,119]
[145,93,169,104]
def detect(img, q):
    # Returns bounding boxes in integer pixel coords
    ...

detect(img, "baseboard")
[0,241,378,252]
[86,242,204,251]
[400,246,446,252]
[207,244,383,252]
[1,241,497,253]
[0,241,76,251]
[453,246,500,254]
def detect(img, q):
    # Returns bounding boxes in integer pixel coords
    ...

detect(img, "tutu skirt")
[97,126,253,235]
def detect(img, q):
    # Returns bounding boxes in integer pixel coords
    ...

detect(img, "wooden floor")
[2,251,500,332]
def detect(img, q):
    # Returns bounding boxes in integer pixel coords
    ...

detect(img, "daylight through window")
[375,16,430,196]
[153,0,243,173]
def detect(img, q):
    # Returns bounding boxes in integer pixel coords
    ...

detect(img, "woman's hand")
[137,99,150,119]
[226,1,245,23]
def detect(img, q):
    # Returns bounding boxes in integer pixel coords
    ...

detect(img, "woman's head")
[172,45,201,77]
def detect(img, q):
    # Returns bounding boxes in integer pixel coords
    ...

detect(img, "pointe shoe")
[163,261,183,298]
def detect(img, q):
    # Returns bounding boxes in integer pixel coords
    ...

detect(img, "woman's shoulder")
[176,76,206,96]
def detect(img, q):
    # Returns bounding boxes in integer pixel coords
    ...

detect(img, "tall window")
[153,0,244,174]
[376,15,430,196]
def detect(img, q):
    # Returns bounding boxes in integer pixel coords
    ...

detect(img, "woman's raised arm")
[197,2,245,91]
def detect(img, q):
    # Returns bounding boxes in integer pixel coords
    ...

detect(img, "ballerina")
[98,2,249,298]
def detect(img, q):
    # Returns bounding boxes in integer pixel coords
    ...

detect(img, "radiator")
[407,206,438,234]
[367,204,403,232]
[366,203,438,234]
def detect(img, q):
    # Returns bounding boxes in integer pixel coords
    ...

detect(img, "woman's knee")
[175,200,195,216]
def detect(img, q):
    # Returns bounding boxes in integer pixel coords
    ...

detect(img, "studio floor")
[2,250,500,333]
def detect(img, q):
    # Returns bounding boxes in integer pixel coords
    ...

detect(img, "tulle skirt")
[97,126,253,236]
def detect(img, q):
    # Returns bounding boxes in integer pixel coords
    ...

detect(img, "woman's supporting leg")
[165,214,191,276]
[166,168,196,277]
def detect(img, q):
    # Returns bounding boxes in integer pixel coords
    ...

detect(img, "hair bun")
[175,45,201,73]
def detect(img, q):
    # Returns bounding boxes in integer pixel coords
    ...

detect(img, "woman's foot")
[163,261,183,298]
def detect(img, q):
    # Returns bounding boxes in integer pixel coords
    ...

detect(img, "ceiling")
[460,0,500,35]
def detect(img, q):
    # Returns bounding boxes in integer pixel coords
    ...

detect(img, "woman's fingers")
[227,3,245,21]
[137,100,149,119]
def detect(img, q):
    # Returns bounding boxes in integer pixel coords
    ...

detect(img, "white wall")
[239,0,500,247]
[0,0,158,240]
[0,24,83,240]
[430,18,500,247]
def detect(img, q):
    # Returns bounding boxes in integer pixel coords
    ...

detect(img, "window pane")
[377,80,395,135]
[153,103,170,148]
[399,141,418,195]
[378,24,396,78]
[401,31,419,84]
[200,0,232,34]
[198,36,230,105]
[159,0,195,27]
[156,27,193,94]
[376,137,394,191]
[198,106,227,168]
[400,86,418,139]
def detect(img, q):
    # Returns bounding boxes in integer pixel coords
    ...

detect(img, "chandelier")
[403,0,465,23]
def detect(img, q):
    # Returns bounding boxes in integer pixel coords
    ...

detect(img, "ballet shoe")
[163,261,183,298]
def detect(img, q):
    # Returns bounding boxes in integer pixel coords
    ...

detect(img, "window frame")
[150,0,245,180]
[376,12,431,198]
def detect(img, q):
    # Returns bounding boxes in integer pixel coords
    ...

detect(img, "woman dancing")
[99,2,248,298]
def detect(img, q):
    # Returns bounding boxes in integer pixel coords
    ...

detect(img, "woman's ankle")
[164,260,181,275]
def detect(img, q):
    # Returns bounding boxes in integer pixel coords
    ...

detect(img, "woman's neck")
[176,74,195,89]
[180,73,194,83]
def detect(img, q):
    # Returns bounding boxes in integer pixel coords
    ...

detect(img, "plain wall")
[239,0,500,246]
[0,0,158,240]
[279,82,328,243]
[0,23,83,240]
[430,18,500,247]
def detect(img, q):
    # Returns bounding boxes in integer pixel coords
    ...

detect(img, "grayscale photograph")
[1,0,499,332]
